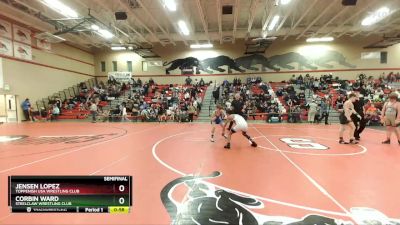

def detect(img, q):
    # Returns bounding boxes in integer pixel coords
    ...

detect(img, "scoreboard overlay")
[8,176,132,213]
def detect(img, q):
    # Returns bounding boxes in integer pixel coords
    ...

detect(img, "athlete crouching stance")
[210,105,226,142]
[222,110,257,149]
[339,93,360,144]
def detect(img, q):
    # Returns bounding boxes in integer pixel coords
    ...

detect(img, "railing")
[35,78,97,110]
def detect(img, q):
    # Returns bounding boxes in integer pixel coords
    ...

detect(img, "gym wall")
[94,35,400,84]
[0,43,95,121]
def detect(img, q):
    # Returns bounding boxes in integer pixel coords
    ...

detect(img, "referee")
[351,92,366,141]
[231,93,245,118]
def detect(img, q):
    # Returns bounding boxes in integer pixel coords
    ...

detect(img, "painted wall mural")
[162,50,357,74]
[201,55,245,74]
[161,172,400,225]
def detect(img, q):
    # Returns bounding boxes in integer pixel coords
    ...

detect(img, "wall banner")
[108,72,132,83]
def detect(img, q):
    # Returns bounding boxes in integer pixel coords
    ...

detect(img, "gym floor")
[0,122,398,225]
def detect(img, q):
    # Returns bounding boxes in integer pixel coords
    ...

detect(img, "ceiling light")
[111,46,126,51]
[306,37,334,42]
[41,0,78,18]
[164,0,177,11]
[361,7,391,26]
[178,20,190,36]
[190,43,213,49]
[268,15,280,31]
[281,0,291,5]
[91,24,99,31]
[98,29,114,39]
[128,46,133,50]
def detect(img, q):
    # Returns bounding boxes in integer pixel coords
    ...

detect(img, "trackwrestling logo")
[0,134,118,145]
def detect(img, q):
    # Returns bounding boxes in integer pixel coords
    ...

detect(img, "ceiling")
[1,0,400,51]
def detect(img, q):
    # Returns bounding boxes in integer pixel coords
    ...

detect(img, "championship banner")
[13,42,32,60]
[13,24,31,45]
[0,19,12,39]
[0,37,13,57]
[36,39,51,51]
[108,72,132,83]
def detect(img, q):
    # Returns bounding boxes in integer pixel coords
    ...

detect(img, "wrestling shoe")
[210,137,215,142]
[382,140,390,144]
[224,143,230,149]
[339,139,349,144]
[349,139,359,144]
[251,142,257,147]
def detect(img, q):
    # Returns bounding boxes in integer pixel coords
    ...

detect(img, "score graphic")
[8,176,132,213]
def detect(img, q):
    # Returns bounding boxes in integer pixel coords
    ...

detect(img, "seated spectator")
[158,105,167,122]
[366,103,379,116]
[298,91,306,100]
[266,105,281,123]
[335,96,345,110]
[289,75,296,84]
[199,78,205,87]
[288,105,301,123]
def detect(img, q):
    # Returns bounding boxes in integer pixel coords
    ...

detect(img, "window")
[112,61,117,71]
[127,61,132,72]
[142,61,148,72]
[100,61,106,72]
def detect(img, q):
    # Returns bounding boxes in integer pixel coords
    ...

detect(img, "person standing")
[307,100,318,123]
[212,86,220,105]
[381,93,400,144]
[21,98,31,121]
[121,102,130,122]
[51,104,60,121]
[352,93,366,140]
[185,76,192,85]
[319,99,330,125]
[339,93,360,144]
[231,93,245,118]
[187,102,196,122]
[89,101,98,123]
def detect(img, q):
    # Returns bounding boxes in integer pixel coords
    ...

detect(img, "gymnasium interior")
[0,0,400,224]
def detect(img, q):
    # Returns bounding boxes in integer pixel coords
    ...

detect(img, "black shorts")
[339,112,349,125]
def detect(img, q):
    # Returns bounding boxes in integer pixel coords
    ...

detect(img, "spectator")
[187,102,196,122]
[213,86,220,104]
[137,78,143,87]
[21,98,31,121]
[121,102,130,122]
[335,96,345,110]
[231,93,245,117]
[199,78,205,87]
[318,99,330,125]
[158,105,167,122]
[51,104,60,121]
[307,100,319,123]
[185,76,192,85]
[89,101,98,123]
[289,105,301,123]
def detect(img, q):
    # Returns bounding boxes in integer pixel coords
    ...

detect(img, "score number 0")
[118,185,125,205]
